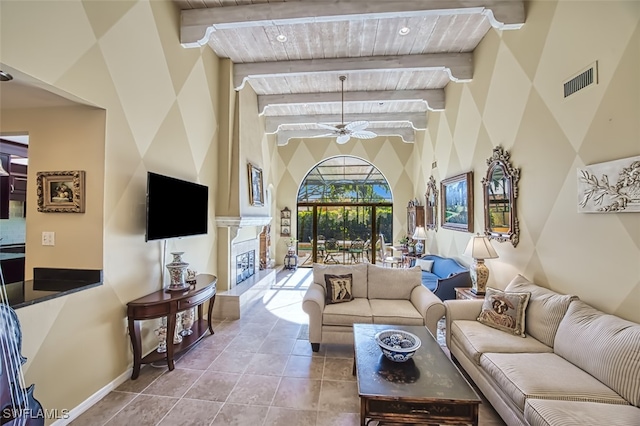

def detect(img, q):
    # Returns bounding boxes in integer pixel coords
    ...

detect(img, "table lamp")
[463,234,498,295]
[412,226,428,256]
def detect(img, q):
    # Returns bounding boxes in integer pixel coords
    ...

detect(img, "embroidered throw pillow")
[415,259,434,272]
[477,287,531,337]
[324,274,354,304]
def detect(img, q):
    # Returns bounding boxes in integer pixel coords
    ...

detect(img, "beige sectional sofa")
[445,274,640,426]
[302,263,445,351]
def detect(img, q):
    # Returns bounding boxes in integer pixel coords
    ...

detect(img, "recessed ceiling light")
[0,71,14,82]
[399,27,411,36]
[276,34,287,43]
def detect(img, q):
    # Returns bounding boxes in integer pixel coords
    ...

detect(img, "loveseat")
[445,274,640,426]
[411,254,471,300]
[302,263,445,351]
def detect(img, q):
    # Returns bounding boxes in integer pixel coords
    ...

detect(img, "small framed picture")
[281,226,290,236]
[248,163,264,206]
[36,170,86,213]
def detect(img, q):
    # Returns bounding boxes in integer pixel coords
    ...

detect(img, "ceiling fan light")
[336,134,351,144]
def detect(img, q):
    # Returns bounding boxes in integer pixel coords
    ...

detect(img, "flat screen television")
[145,172,209,241]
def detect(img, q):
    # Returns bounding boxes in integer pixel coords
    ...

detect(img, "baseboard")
[50,368,133,426]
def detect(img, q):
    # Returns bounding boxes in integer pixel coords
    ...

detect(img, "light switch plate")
[42,231,55,246]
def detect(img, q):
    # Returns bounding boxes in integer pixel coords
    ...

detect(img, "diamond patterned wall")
[1,0,221,417]
[274,1,640,325]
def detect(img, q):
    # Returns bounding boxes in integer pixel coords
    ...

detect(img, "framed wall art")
[248,163,264,206]
[425,175,438,231]
[36,170,86,213]
[440,171,473,232]
[280,207,291,236]
[578,155,640,213]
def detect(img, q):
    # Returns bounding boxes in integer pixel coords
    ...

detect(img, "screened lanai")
[296,156,394,267]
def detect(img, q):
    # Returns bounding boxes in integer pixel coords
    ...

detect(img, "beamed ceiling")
[176,0,525,145]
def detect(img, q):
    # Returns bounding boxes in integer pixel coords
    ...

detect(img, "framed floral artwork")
[36,170,86,213]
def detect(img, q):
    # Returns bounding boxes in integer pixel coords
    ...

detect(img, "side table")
[455,287,484,301]
[126,274,217,379]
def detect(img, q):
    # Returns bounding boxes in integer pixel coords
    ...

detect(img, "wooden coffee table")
[353,323,480,425]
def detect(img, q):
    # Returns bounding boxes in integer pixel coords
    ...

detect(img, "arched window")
[297,156,392,204]
[295,156,393,266]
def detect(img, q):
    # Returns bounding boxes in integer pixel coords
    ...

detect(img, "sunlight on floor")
[259,268,313,325]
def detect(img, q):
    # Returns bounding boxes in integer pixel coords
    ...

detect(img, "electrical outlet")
[42,231,55,246]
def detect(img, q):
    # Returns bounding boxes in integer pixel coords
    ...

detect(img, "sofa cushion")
[480,352,629,412]
[369,299,424,326]
[313,263,368,299]
[420,271,438,292]
[477,287,530,337]
[524,399,640,426]
[450,320,552,365]
[367,264,421,300]
[554,300,640,407]
[324,274,353,304]
[415,258,434,272]
[505,274,577,347]
[322,297,372,326]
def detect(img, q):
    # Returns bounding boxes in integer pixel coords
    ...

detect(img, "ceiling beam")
[259,89,444,114]
[181,1,525,47]
[276,128,415,146]
[266,112,427,133]
[234,53,472,90]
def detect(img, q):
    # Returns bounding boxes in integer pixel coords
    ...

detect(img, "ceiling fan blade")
[311,133,337,138]
[336,134,351,144]
[352,130,378,140]
[317,123,340,131]
[344,121,370,132]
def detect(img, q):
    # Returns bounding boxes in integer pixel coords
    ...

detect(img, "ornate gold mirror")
[425,175,438,231]
[482,146,520,247]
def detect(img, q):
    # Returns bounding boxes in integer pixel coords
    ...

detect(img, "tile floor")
[71,268,505,426]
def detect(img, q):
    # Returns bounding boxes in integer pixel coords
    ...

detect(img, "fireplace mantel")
[215,216,272,228]
[215,216,272,242]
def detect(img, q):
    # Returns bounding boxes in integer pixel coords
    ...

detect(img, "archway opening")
[295,156,393,267]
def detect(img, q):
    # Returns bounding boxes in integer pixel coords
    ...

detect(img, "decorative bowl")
[374,329,422,362]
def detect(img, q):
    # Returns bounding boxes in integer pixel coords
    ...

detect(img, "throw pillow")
[477,287,531,337]
[324,274,354,304]
[415,258,434,272]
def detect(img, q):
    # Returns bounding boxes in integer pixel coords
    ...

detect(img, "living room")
[0,0,638,425]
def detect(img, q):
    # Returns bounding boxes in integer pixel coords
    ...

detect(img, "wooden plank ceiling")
[176,0,525,145]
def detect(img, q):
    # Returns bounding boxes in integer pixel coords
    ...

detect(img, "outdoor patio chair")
[348,238,365,263]
[323,238,341,264]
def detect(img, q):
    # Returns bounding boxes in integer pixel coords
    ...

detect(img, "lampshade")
[464,234,498,260]
[412,226,427,240]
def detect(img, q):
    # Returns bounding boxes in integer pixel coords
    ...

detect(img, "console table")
[126,274,217,379]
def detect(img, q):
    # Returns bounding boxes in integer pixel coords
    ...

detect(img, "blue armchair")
[411,254,471,301]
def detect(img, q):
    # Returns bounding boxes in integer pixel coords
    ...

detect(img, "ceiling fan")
[315,75,377,144]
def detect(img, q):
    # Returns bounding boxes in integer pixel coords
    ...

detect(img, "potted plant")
[284,237,298,254]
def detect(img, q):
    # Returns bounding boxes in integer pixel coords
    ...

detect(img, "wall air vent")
[564,61,598,98]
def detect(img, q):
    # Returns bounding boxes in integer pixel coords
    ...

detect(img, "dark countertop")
[3,268,103,309]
